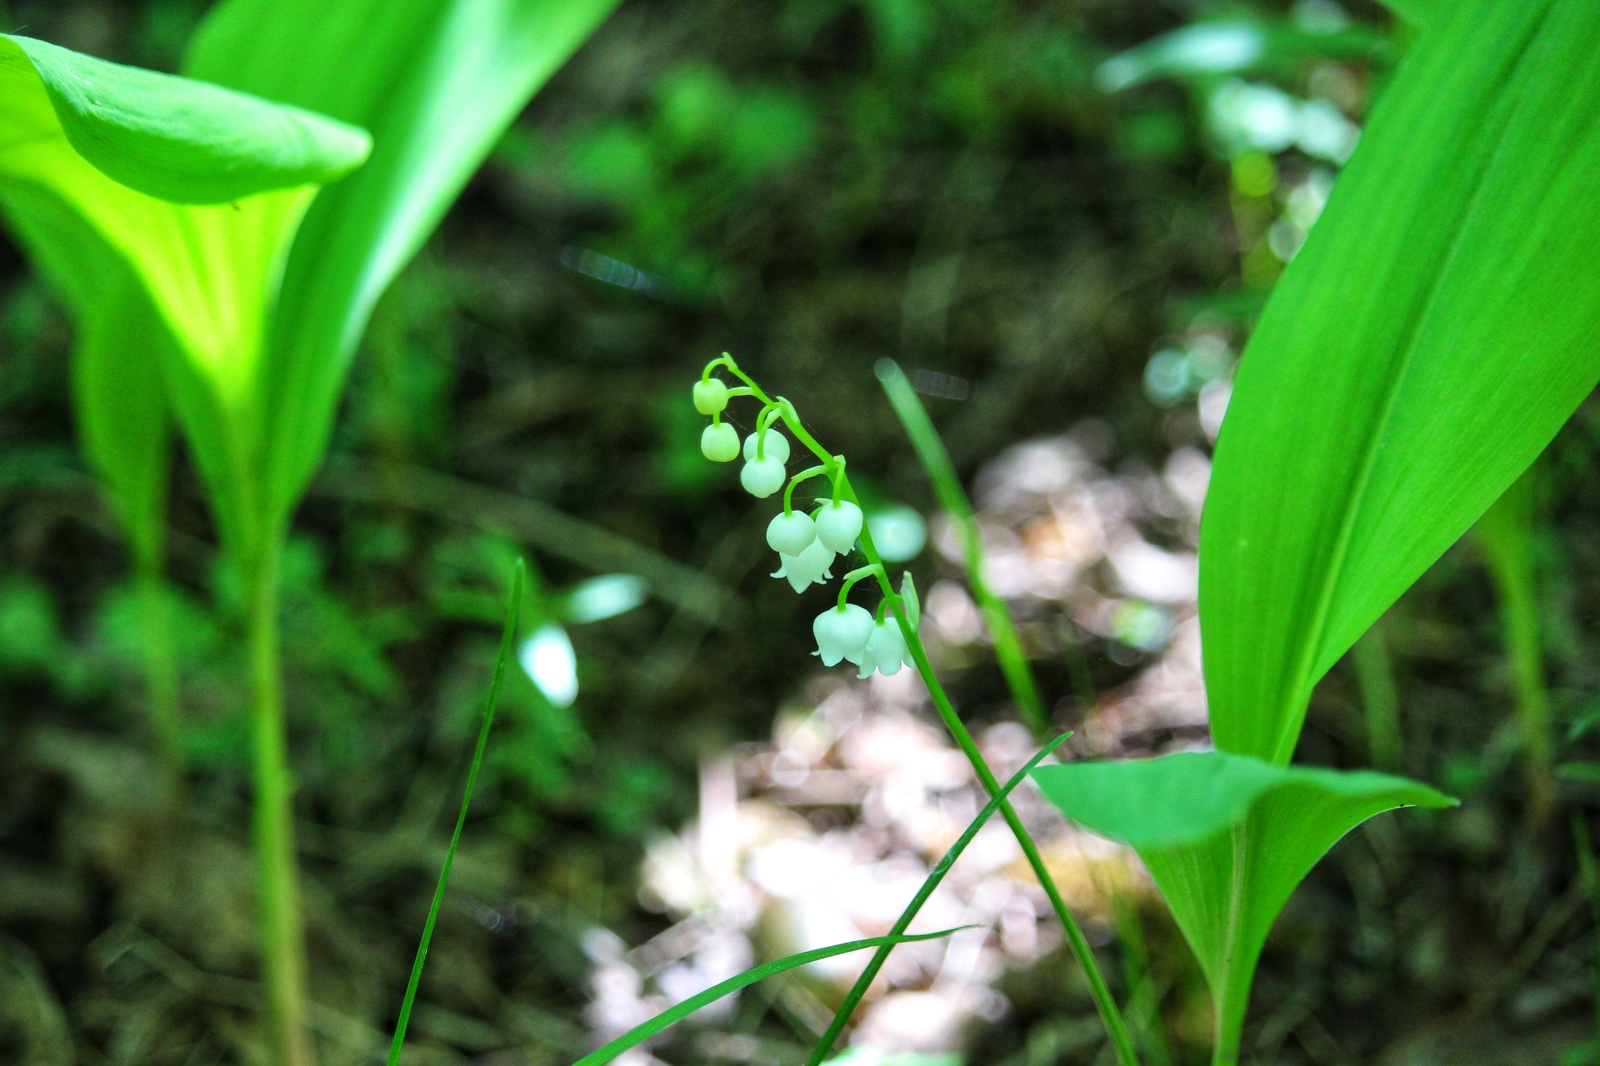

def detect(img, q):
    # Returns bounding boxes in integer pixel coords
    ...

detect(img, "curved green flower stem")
[875,359,1049,738]
[783,465,828,517]
[244,538,313,1066]
[755,403,784,460]
[805,732,1074,1066]
[134,556,185,797]
[837,564,883,611]
[860,509,1138,1066]
[704,356,1137,1065]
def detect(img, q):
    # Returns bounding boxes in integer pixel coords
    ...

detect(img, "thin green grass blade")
[387,559,526,1066]
[574,928,972,1066]
[875,359,1048,737]
[806,732,1072,1066]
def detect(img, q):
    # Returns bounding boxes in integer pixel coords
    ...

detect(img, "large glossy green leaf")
[185,0,623,526]
[1199,0,1600,764]
[0,33,370,552]
[1,35,367,204]
[1034,752,1453,1046]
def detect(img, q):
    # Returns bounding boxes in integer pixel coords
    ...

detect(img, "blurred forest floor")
[3,0,1600,1064]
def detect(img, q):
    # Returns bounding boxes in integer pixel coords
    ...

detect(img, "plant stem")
[857,505,1139,1066]
[713,355,1137,1064]
[246,540,313,1066]
[135,556,185,796]
[1114,894,1174,1066]
[1476,467,1554,822]
[1351,621,1402,773]
[1211,822,1252,1066]
[875,359,1050,737]
[805,733,1073,1065]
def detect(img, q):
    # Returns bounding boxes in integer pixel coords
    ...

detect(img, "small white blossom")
[741,457,786,497]
[815,500,864,554]
[701,423,739,462]
[766,511,816,555]
[812,604,873,666]
[743,428,791,464]
[771,539,836,592]
[693,379,729,415]
[856,619,914,678]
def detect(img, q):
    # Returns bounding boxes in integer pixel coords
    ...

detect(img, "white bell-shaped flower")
[693,378,729,415]
[771,539,836,592]
[767,511,817,555]
[812,604,873,667]
[856,618,913,678]
[743,428,791,464]
[741,457,786,497]
[815,500,864,554]
[701,422,739,462]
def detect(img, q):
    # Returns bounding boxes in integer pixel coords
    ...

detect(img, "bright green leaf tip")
[1032,749,1455,851]
[2,34,370,204]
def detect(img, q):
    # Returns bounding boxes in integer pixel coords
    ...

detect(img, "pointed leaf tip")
[3,34,369,204]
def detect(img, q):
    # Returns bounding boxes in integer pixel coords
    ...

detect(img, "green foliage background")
[4,1,1600,1064]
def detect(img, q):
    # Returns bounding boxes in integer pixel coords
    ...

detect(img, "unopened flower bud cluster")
[694,356,917,678]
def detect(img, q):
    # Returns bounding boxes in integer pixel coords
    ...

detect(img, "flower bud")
[771,539,836,592]
[815,500,864,554]
[741,457,787,497]
[856,618,913,678]
[813,604,874,666]
[743,428,791,464]
[693,378,730,415]
[701,422,740,462]
[767,511,817,556]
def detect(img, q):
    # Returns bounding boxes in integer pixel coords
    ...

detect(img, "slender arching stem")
[783,465,829,517]
[851,482,1139,1066]
[703,353,1138,1064]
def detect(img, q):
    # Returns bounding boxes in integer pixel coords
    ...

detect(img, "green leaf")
[1034,751,1453,1044]
[1,196,172,566]
[1094,17,1390,93]
[388,560,524,1066]
[1199,0,1600,763]
[0,33,370,555]
[184,0,623,524]
[571,928,972,1066]
[2,35,368,204]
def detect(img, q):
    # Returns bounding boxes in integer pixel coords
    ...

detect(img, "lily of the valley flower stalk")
[692,352,1139,1065]
[695,354,914,679]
